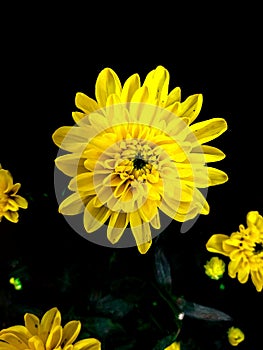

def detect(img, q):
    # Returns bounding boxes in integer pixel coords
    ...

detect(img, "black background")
[0,33,263,349]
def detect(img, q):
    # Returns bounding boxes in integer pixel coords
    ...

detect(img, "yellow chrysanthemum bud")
[227,326,245,346]
[204,256,225,280]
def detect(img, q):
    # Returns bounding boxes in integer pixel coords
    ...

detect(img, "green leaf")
[176,297,232,322]
[95,294,134,319]
[154,247,172,292]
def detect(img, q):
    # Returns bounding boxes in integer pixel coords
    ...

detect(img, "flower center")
[133,155,147,170]
[254,242,263,254]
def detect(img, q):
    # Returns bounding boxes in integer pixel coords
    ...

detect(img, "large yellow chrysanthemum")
[52,65,228,254]
[0,306,101,350]
[0,165,28,223]
[206,211,263,292]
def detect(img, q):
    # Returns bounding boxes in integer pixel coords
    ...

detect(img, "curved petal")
[61,321,81,347]
[75,92,99,115]
[0,169,13,192]
[84,199,111,232]
[130,211,152,254]
[95,68,122,107]
[206,234,230,256]
[39,307,61,344]
[107,212,128,244]
[24,313,40,336]
[143,65,169,106]
[177,94,203,124]
[58,193,86,215]
[73,338,101,350]
[190,118,228,144]
[0,325,31,344]
[46,325,62,350]
[121,73,141,102]
[207,167,228,186]
[200,145,226,162]
[13,195,28,209]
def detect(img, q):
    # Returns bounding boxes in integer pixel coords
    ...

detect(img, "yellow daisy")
[0,306,101,350]
[52,65,228,254]
[0,165,28,223]
[206,211,263,291]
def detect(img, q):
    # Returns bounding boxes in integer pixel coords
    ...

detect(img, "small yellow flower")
[0,306,101,350]
[204,256,225,280]
[164,341,180,350]
[0,165,28,223]
[53,65,228,254]
[227,326,245,346]
[206,211,263,291]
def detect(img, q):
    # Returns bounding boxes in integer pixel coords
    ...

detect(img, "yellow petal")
[166,86,181,107]
[46,325,62,350]
[39,307,61,344]
[84,199,111,232]
[24,312,40,336]
[0,342,18,350]
[190,118,228,144]
[130,212,152,254]
[95,68,122,107]
[107,212,128,244]
[177,94,203,124]
[73,338,101,350]
[199,145,226,162]
[206,234,230,256]
[52,126,91,153]
[75,92,99,114]
[121,73,141,102]
[4,211,19,223]
[28,335,45,350]
[68,173,97,193]
[143,65,169,106]
[61,320,81,347]
[0,333,28,350]
[0,169,13,193]
[55,154,86,177]
[58,193,85,215]
[130,86,149,104]
[207,167,228,186]
[13,195,28,209]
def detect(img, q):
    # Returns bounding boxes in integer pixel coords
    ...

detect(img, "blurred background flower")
[227,326,245,346]
[206,211,263,291]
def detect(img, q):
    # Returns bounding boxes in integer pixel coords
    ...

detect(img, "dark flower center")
[133,155,147,170]
[254,242,263,254]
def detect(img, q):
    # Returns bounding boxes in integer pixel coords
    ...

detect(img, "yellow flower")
[0,165,28,223]
[164,341,180,350]
[52,65,228,254]
[227,326,245,346]
[206,211,263,291]
[204,256,225,280]
[0,306,101,350]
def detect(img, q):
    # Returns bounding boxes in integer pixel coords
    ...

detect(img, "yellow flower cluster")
[0,307,101,350]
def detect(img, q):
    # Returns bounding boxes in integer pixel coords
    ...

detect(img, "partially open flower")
[0,165,28,223]
[204,256,226,280]
[227,326,245,346]
[206,211,263,291]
